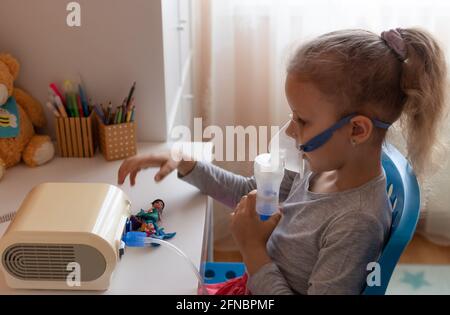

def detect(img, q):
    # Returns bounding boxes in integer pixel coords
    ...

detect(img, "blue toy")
[203,143,420,295]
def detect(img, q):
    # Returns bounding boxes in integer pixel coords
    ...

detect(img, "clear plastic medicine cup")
[254,153,285,221]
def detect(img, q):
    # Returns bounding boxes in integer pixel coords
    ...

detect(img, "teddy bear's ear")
[0,53,20,80]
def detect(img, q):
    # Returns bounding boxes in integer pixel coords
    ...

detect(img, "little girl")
[118,28,448,294]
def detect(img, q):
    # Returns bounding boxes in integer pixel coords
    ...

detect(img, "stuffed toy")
[0,53,55,180]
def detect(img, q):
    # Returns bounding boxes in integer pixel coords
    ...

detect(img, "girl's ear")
[350,116,374,144]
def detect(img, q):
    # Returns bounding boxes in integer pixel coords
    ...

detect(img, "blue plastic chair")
[203,143,421,295]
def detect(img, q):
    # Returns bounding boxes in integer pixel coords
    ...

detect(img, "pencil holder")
[97,116,137,161]
[55,113,97,158]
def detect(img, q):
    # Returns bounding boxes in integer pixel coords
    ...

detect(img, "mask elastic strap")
[299,114,356,152]
[298,114,392,153]
[373,119,391,130]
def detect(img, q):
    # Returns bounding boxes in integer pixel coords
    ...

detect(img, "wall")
[0,0,167,141]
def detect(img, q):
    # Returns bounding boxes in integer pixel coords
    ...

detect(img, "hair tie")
[381,28,408,62]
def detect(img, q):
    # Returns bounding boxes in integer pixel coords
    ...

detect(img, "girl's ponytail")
[397,28,449,176]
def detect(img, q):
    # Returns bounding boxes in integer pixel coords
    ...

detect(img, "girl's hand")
[117,151,196,186]
[230,190,282,274]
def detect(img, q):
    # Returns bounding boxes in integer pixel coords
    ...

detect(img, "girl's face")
[153,201,164,210]
[284,74,352,173]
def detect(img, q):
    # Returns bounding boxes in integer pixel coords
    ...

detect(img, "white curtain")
[198,0,450,250]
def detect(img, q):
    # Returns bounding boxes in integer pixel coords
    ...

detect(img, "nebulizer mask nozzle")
[269,121,307,178]
[254,121,306,221]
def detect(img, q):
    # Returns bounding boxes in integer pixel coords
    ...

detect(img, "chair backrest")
[363,143,421,295]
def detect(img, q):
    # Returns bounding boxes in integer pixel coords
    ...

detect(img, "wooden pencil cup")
[97,116,137,161]
[55,113,97,158]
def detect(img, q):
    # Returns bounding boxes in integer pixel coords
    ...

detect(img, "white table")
[0,142,213,295]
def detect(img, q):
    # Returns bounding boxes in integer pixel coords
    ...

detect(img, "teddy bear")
[0,53,55,181]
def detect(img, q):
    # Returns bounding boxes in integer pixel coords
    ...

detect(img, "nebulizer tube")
[123,231,209,295]
[254,121,306,221]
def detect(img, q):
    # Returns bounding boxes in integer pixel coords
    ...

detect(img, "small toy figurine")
[138,222,156,236]
[138,199,164,224]
[127,199,176,244]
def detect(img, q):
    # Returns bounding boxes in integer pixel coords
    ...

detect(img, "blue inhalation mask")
[270,113,392,171]
[256,113,391,221]
[297,113,391,153]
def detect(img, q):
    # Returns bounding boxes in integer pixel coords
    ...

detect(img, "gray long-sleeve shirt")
[179,161,392,295]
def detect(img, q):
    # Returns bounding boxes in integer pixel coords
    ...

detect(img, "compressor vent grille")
[2,244,76,281]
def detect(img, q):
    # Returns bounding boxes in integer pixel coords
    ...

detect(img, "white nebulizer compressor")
[0,183,131,291]
[0,183,207,293]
